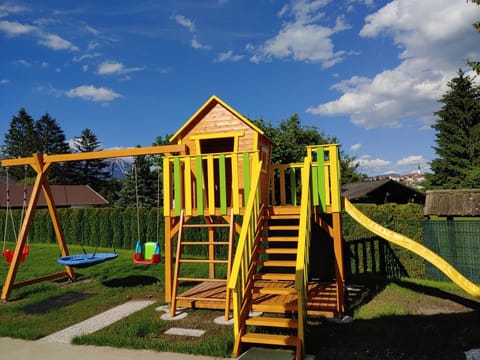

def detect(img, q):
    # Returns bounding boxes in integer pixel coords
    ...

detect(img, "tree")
[35,113,75,184]
[468,0,480,74]
[428,69,480,188]
[252,114,365,184]
[116,154,157,208]
[3,108,38,180]
[72,128,111,190]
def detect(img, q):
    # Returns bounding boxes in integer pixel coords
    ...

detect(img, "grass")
[1,244,480,359]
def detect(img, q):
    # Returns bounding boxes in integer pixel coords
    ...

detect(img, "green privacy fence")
[423,220,480,283]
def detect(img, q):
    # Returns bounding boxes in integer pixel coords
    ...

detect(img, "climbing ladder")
[241,206,302,354]
[170,209,235,320]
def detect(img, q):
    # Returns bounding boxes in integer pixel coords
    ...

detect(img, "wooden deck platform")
[175,280,341,317]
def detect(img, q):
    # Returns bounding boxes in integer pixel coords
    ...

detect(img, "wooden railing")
[269,144,341,213]
[163,151,259,217]
[294,157,312,356]
[226,160,264,354]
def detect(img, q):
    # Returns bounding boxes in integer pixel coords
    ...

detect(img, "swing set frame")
[1,144,186,301]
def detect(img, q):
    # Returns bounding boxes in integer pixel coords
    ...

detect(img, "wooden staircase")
[170,209,235,319]
[238,206,303,359]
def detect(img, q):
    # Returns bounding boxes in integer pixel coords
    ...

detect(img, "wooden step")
[252,286,297,296]
[181,241,230,245]
[266,225,299,231]
[265,236,298,242]
[252,301,297,313]
[256,260,296,267]
[259,248,297,255]
[253,273,295,281]
[241,333,297,347]
[246,316,298,328]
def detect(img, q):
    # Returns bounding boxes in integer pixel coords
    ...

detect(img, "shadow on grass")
[308,311,480,360]
[23,291,93,314]
[102,275,159,288]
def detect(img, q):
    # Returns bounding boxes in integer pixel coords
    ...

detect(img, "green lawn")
[1,244,479,359]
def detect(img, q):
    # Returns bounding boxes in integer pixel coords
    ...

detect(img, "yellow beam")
[1,144,186,167]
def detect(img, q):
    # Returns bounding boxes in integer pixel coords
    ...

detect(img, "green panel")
[219,154,227,215]
[173,157,182,216]
[195,156,204,215]
[290,168,297,206]
[316,148,326,212]
[243,152,251,201]
[311,166,319,206]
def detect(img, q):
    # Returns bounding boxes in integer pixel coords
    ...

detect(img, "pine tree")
[116,154,157,208]
[35,113,76,184]
[3,108,38,180]
[428,69,480,188]
[72,128,111,190]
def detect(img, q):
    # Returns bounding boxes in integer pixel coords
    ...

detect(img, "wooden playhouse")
[161,95,346,359]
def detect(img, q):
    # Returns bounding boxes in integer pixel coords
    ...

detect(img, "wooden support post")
[164,216,173,303]
[332,212,345,314]
[1,154,73,300]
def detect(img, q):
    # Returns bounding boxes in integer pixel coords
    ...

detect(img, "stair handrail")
[227,159,264,349]
[294,156,312,358]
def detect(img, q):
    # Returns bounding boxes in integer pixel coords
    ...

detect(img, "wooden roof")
[342,179,425,204]
[0,184,108,209]
[424,189,480,217]
[169,95,272,144]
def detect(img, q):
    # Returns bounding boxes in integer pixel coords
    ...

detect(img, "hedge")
[2,204,427,276]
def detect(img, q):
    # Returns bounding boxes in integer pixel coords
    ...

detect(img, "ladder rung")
[246,316,298,328]
[183,223,230,228]
[176,296,226,302]
[178,277,227,282]
[179,259,228,264]
[241,333,297,346]
[181,241,230,245]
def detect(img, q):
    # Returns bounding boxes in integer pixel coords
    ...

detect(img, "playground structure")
[1,95,480,360]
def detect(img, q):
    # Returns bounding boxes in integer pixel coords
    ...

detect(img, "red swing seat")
[2,245,30,264]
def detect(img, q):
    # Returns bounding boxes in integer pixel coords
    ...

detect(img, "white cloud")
[73,53,101,62]
[0,4,29,18]
[307,0,480,129]
[215,50,244,62]
[350,143,362,151]
[0,20,35,35]
[354,153,430,175]
[191,36,211,50]
[14,59,31,67]
[41,61,48,68]
[0,79,10,84]
[38,33,78,51]
[249,0,349,67]
[172,14,195,32]
[396,154,423,167]
[97,61,143,75]
[0,19,78,52]
[66,85,121,103]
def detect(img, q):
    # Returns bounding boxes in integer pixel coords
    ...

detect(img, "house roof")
[169,95,272,144]
[0,184,109,209]
[424,189,480,217]
[342,179,425,204]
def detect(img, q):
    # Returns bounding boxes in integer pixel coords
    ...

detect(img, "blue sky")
[0,0,479,176]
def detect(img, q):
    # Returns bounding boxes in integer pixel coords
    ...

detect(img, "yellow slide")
[343,197,480,299]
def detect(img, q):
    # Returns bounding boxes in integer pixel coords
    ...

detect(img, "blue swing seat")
[57,253,118,268]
